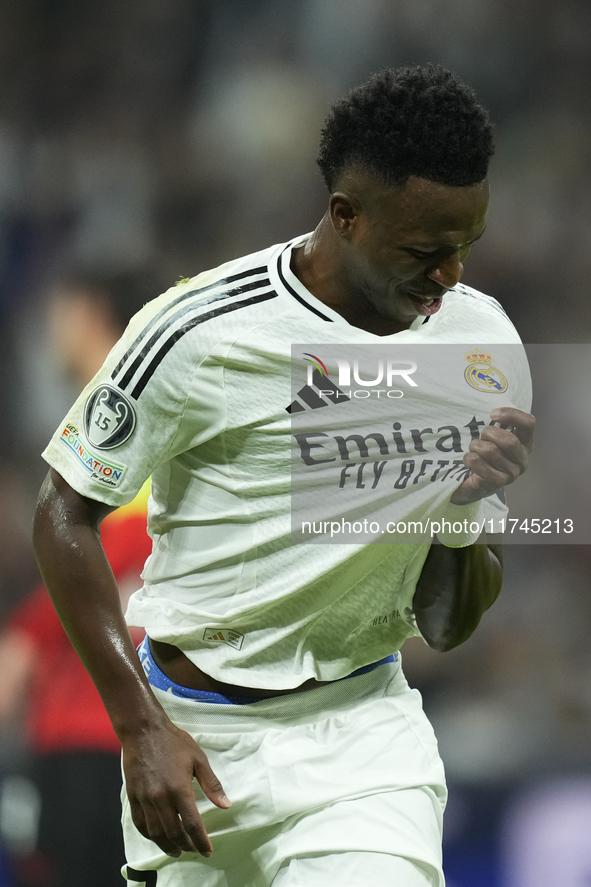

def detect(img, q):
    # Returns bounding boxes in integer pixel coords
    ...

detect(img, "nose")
[427,251,464,290]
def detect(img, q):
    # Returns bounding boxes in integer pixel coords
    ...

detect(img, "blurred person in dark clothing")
[0,272,156,887]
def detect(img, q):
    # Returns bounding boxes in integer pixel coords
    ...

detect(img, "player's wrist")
[110,691,172,743]
[436,498,486,548]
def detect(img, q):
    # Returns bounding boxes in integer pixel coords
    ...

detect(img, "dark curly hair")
[317,65,494,191]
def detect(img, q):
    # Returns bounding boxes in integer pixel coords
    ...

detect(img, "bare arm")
[33,468,230,857]
[413,540,502,651]
[413,407,534,651]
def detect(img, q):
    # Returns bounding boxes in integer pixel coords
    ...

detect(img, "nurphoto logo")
[303,352,417,398]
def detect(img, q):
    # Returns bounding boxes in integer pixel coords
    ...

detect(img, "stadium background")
[1,1,590,885]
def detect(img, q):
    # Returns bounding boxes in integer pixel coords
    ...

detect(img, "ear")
[329,192,362,238]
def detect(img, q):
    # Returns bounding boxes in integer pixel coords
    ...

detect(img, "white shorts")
[122,653,447,887]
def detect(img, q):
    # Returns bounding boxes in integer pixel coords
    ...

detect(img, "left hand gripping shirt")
[43,236,532,689]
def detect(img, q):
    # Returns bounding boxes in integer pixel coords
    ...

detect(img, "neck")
[291,215,411,336]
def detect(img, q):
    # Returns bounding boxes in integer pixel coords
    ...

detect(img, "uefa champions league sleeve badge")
[84,384,137,449]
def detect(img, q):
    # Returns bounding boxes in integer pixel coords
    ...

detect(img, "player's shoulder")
[122,240,282,343]
[451,282,510,319]
[442,282,521,342]
[130,241,288,340]
[103,241,290,398]
[173,241,280,300]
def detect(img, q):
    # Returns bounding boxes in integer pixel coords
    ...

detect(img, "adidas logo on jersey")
[286,368,350,413]
[203,628,245,650]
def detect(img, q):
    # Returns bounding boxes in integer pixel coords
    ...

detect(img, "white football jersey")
[43,234,531,688]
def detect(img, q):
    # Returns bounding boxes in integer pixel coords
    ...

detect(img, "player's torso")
[132,246,527,683]
[44,236,529,684]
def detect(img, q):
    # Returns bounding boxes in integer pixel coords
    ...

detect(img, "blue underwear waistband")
[137,637,396,706]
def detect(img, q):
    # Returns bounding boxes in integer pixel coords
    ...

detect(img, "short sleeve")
[42,294,226,507]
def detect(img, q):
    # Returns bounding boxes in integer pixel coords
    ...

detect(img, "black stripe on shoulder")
[115,278,271,391]
[130,290,278,400]
[276,251,333,322]
[112,266,267,379]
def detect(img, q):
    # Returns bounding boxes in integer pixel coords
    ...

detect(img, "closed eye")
[406,247,440,259]
[405,227,486,259]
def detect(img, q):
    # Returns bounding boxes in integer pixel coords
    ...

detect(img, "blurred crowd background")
[0,1,590,885]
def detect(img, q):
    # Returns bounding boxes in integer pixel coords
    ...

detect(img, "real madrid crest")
[464,348,508,394]
[84,384,136,449]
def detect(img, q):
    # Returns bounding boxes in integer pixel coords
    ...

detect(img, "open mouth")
[405,292,444,316]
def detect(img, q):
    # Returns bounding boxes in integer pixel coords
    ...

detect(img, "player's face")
[333,175,490,326]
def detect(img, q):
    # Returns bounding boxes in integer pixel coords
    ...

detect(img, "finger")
[154,798,211,858]
[131,797,183,858]
[174,793,214,857]
[193,749,232,810]
[489,408,535,450]
[480,423,527,455]
[463,451,520,489]
[467,437,527,478]
[129,797,150,842]
[477,428,528,473]
[130,782,210,858]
